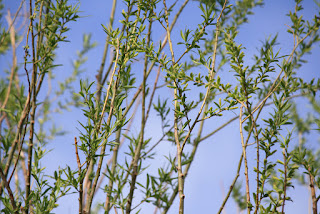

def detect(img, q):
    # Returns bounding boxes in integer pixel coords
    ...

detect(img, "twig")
[217,153,243,214]
[105,0,191,211]
[96,0,117,103]
[75,137,84,214]
[0,167,18,213]
[104,129,121,212]
[239,106,251,213]
[180,0,227,153]
[0,0,25,47]
[25,0,38,212]
[242,28,316,123]
[125,14,151,214]
[281,148,287,214]
[308,165,318,214]
[0,11,17,121]
[84,40,121,212]
[162,0,184,212]
[95,94,140,199]
[4,12,20,184]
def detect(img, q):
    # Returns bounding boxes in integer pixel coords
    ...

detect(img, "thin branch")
[239,106,251,213]
[26,0,38,212]
[75,137,84,214]
[162,0,184,212]
[84,40,121,212]
[242,28,316,124]
[217,153,243,214]
[125,14,151,214]
[103,0,192,211]
[0,21,32,196]
[308,166,318,214]
[281,148,287,214]
[0,0,25,47]
[145,62,161,120]
[180,0,227,153]
[95,94,140,199]
[96,0,117,103]
[104,129,121,212]
[0,10,17,117]
[0,167,18,213]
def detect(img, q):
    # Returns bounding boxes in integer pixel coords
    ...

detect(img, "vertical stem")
[105,129,121,212]
[101,0,189,212]
[281,148,287,214]
[308,167,318,214]
[1,11,17,118]
[0,24,34,197]
[243,90,259,214]
[0,167,18,213]
[83,40,120,213]
[125,14,151,214]
[239,106,251,213]
[26,0,37,212]
[75,137,83,214]
[162,0,183,211]
[96,0,117,103]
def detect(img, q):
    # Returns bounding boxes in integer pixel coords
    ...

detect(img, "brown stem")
[0,167,18,213]
[125,14,151,214]
[75,137,83,214]
[219,94,266,213]
[161,103,208,214]
[162,1,227,213]
[0,0,25,47]
[0,20,33,198]
[308,166,318,214]
[179,0,227,153]
[0,11,17,121]
[25,0,38,212]
[2,12,19,183]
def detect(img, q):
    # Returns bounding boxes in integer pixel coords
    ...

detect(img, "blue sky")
[2,0,320,213]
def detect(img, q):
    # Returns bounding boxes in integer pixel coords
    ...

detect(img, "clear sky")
[2,0,320,213]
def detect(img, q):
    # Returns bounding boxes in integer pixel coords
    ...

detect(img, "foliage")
[0,0,320,213]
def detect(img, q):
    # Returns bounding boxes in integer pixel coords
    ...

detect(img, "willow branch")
[0,0,25,47]
[96,0,117,103]
[0,167,18,213]
[84,41,120,212]
[26,0,38,212]
[125,14,151,214]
